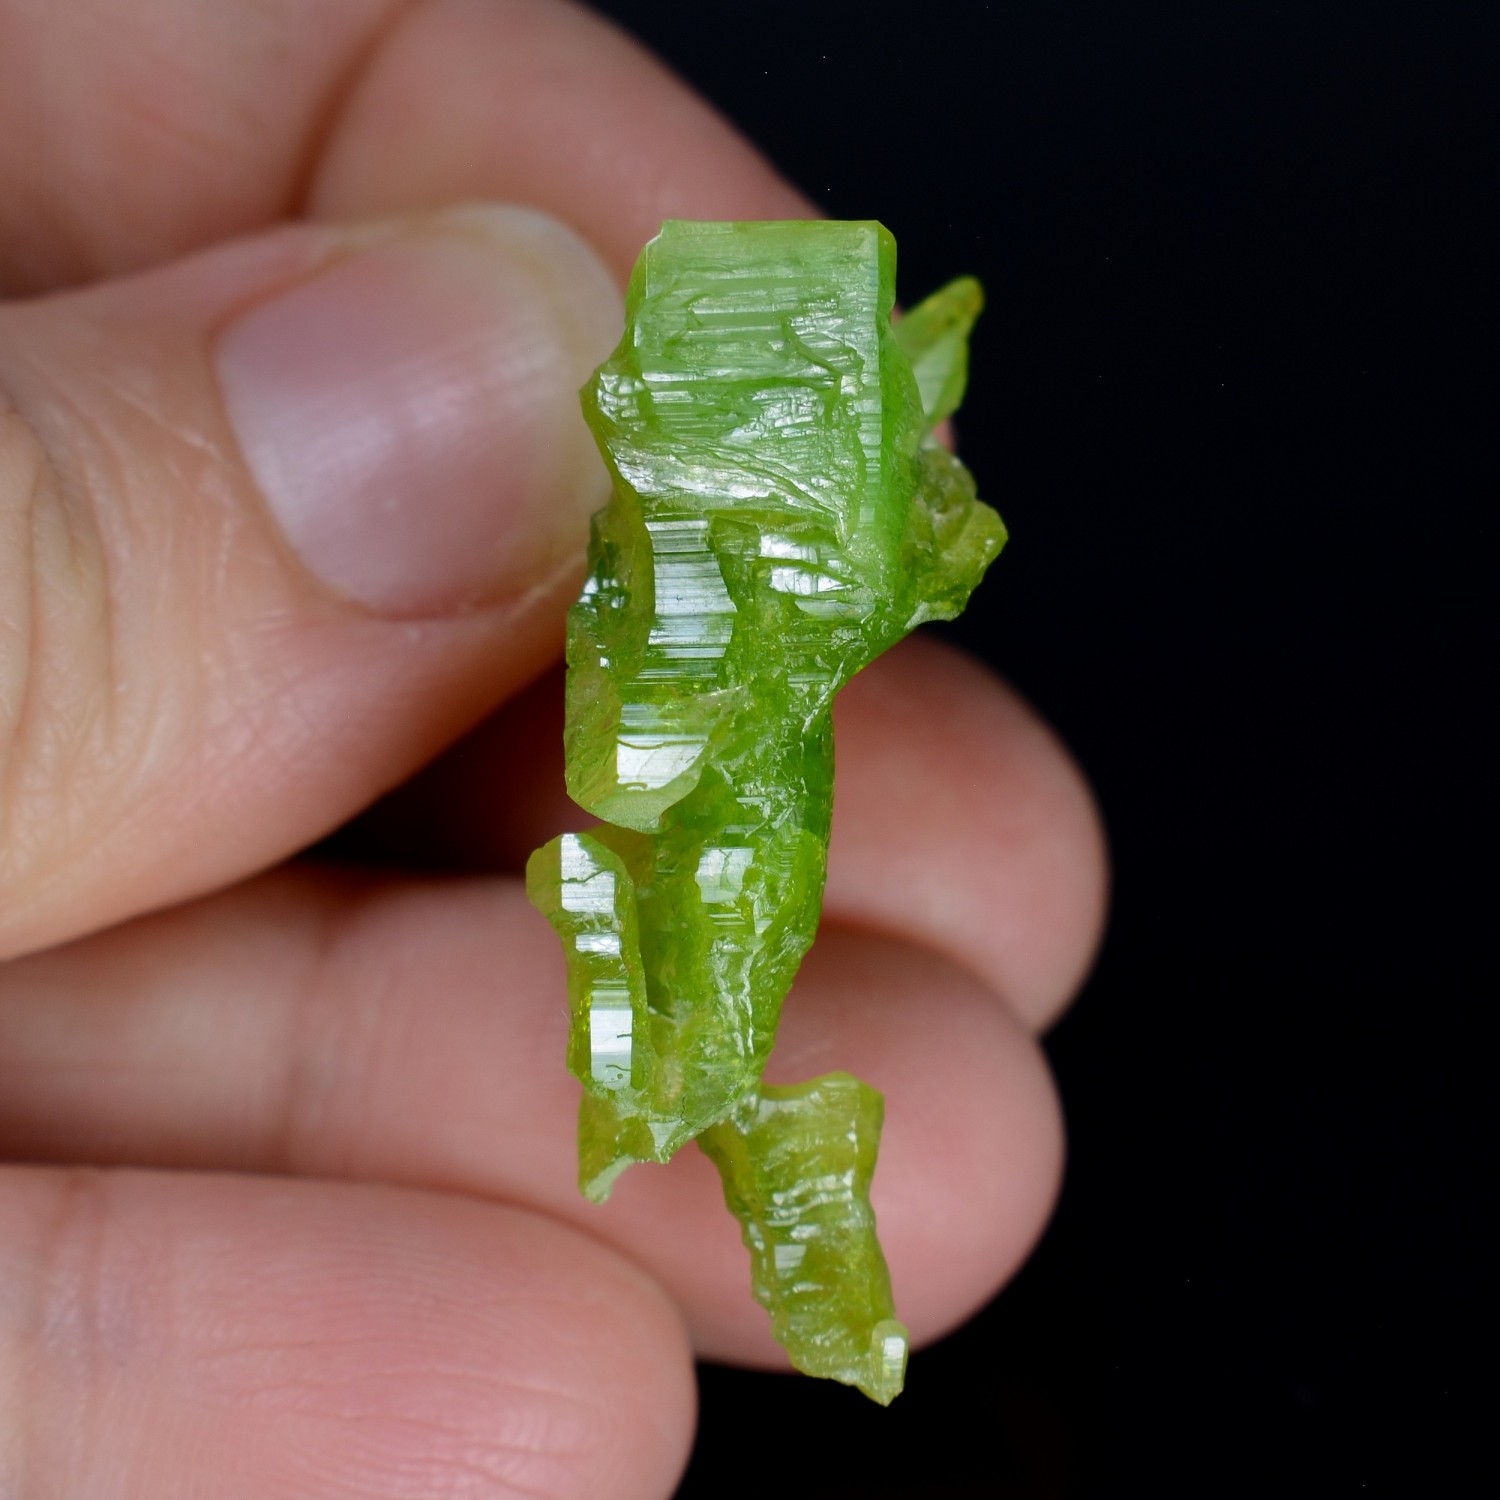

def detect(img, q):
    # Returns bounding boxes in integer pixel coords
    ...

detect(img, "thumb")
[0,204,620,959]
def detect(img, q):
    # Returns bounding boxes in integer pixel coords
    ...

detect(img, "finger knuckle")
[0,392,48,767]
[0,1167,119,1497]
[0,372,114,933]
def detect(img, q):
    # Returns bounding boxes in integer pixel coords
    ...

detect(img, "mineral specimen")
[526,220,1004,1403]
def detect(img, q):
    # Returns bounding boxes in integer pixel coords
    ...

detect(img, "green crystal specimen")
[526,220,1004,1403]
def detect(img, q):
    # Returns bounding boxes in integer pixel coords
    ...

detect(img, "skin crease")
[0,2,1107,1496]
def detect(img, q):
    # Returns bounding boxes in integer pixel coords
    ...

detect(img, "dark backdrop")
[589,2,1493,1494]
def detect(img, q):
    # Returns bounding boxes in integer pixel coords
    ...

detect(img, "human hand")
[0,2,1107,1494]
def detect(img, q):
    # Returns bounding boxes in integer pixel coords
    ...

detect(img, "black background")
[590,3,1493,1494]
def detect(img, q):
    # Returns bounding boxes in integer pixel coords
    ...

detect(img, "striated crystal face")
[527,220,1004,1402]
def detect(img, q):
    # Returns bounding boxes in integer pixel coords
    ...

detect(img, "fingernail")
[215,205,621,616]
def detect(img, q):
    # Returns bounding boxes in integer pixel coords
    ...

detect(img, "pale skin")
[0,2,1107,1496]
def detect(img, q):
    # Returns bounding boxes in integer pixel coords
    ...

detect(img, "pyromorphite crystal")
[526,220,1004,1403]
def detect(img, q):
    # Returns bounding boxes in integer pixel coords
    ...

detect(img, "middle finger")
[338,635,1108,1036]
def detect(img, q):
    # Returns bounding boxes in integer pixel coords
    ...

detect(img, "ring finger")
[0,865,1064,1366]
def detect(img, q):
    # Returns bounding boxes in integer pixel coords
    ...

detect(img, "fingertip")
[589,932,1069,1369]
[773,932,1066,1349]
[0,204,613,960]
[308,0,814,280]
[830,633,1109,1032]
[881,987,1066,1342]
[0,1170,696,1500]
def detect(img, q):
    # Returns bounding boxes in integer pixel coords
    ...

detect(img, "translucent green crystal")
[526,220,1004,1403]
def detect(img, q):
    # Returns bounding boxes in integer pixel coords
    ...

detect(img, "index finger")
[0,0,809,294]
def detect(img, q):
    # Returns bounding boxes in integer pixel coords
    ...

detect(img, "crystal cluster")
[527,220,1004,1403]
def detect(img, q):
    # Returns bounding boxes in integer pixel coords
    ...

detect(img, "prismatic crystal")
[527,220,1004,1402]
